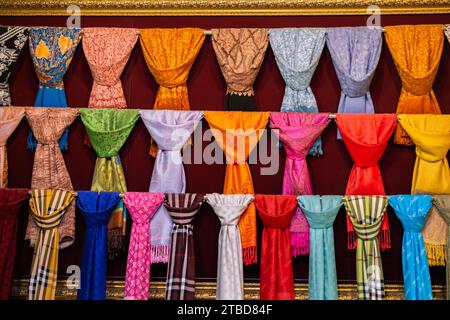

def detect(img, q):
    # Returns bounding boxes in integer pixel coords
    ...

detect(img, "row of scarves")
[1,189,449,300]
[1,25,450,148]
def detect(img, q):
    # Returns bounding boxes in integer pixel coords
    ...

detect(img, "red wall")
[1,15,449,284]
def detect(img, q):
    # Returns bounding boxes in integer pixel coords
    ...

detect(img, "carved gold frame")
[1,0,450,16]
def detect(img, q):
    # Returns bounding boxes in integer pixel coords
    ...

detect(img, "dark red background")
[1,14,449,285]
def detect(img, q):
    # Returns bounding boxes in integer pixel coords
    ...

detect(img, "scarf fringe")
[378,229,391,251]
[425,243,446,267]
[291,231,310,256]
[242,246,257,265]
[151,244,170,264]
[107,228,124,260]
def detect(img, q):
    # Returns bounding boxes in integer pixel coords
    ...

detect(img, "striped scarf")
[343,195,388,300]
[164,193,204,300]
[28,189,74,300]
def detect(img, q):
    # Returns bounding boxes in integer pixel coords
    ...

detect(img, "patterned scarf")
[0,26,28,106]
[269,28,326,155]
[433,195,450,300]
[204,111,269,265]
[80,108,139,259]
[76,191,121,300]
[28,189,74,300]
[384,25,444,145]
[165,193,204,300]
[123,192,164,300]
[343,195,388,300]
[270,112,330,256]
[206,193,253,300]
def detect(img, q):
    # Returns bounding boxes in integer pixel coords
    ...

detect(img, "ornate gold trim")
[11,278,447,300]
[1,0,450,16]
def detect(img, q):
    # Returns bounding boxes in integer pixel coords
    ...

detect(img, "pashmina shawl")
[298,195,342,300]
[212,28,268,111]
[384,25,444,145]
[269,28,326,156]
[80,108,139,258]
[0,26,29,106]
[433,195,450,300]
[256,194,297,300]
[204,111,270,265]
[389,195,433,300]
[76,191,121,300]
[270,112,330,256]
[25,108,78,249]
[28,27,81,150]
[206,193,253,300]
[398,114,450,266]
[28,189,74,300]
[336,114,397,251]
[165,193,204,300]
[0,188,28,300]
[140,110,203,264]
[0,107,25,187]
[123,192,164,300]
[343,195,388,300]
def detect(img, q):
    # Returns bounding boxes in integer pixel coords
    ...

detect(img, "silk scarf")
[298,195,342,300]
[204,111,269,265]
[28,189,74,300]
[123,192,164,300]
[206,193,253,300]
[433,195,450,300]
[256,194,297,300]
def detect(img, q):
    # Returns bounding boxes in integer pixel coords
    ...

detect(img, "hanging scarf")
[211,28,268,111]
[0,188,28,300]
[256,194,297,300]
[123,192,164,300]
[0,107,24,187]
[389,195,433,300]
[28,27,81,150]
[398,114,450,266]
[343,195,388,300]
[76,191,121,300]
[206,193,253,300]
[270,112,330,256]
[165,193,204,300]
[80,108,139,258]
[433,195,450,300]
[25,108,78,249]
[204,111,269,265]
[298,195,342,300]
[0,26,29,106]
[269,28,326,155]
[28,189,74,300]
[141,110,203,263]
[384,25,444,145]
[336,114,397,251]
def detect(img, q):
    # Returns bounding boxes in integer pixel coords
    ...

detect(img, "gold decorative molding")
[0,0,450,16]
[11,278,447,300]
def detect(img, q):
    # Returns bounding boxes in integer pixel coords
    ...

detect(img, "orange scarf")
[204,111,269,265]
[384,25,443,145]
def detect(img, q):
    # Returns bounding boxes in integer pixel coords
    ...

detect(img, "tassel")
[242,246,257,265]
[346,214,357,249]
[291,231,310,256]
[425,243,446,267]
[151,244,170,263]
[378,214,391,251]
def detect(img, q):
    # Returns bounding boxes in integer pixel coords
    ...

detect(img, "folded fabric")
[433,195,450,300]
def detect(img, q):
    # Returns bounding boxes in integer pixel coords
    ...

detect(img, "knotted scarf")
[28,189,74,300]
[389,195,433,300]
[336,113,397,251]
[212,28,268,111]
[76,191,121,300]
[80,108,139,258]
[123,192,164,300]
[204,111,269,265]
[298,195,342,300]
[28,27,81,150]
[25,108,78,249]
[433,195,450,300]
[256,194,297,300]
[398,114,450,266]
[206,193,253,300]
[269,28,326,155]
[385,25,444,145]
[165,193,204,300]
[0,188,28,300]
[0,26,28,106]
[343,195,388,300]
[141,110,203,264]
